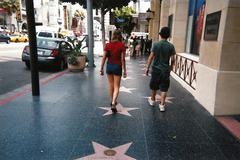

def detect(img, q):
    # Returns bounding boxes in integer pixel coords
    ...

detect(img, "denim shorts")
[106,63,122,76]
[149,71,170,92]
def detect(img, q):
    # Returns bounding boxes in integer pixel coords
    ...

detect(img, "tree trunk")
[8,14,12,33]
[100,8,106,48]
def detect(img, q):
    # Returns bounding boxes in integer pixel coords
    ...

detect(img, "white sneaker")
[148,97,155,106]
[159,104,165,112]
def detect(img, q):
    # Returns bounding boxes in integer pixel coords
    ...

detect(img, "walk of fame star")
[76,141,136,160]
[127,70,133,73]
[122,76,134,81]
[120,86,136,94]
[99,103,139,116]
[139,64,146,67]
[138,61,146,64]
[144,94,174,103]
[140,73,151,77]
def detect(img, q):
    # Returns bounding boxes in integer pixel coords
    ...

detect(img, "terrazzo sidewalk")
[0,57,239,160]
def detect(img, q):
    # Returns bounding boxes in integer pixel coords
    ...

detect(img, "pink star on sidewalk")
[122,76,134,81]
[76,141,136,160]
[120,86,136,94]
[140,73,151,77]
[99,103,139,116]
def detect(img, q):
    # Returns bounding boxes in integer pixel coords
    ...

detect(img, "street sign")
[107,25,116,31]
[116,18,125,23]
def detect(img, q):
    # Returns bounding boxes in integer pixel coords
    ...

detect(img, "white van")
[36,30,58,38]
[131,32,149,38]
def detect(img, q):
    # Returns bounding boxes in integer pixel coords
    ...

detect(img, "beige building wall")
[158,0,189,53]
[196,0,240,115]
[169,0,189,53]
[149,0,161,42]
[152,0,240,115]
[160,0,170,28]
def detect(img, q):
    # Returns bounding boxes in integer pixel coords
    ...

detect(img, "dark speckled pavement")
[0,57,239,160]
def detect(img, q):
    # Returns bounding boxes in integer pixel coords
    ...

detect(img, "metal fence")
[172,54,198,90]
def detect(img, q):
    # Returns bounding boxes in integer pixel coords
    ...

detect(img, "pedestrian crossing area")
[0,56,21,62]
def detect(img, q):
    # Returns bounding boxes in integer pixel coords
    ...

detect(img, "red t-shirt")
[104,41,126,65]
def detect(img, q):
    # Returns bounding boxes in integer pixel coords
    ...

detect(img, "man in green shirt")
[145,27,176,112]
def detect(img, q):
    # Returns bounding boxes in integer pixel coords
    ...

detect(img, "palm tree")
[74,9,85,35]
[0,0,20,32]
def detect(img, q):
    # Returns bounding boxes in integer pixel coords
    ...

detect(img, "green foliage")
[66,37,86,65]
[61,0,137,13]
[113,6,136,34]
[114,6,135,17]
[0,0,20,14]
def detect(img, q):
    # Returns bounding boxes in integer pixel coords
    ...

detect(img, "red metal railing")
[172,54,198,90]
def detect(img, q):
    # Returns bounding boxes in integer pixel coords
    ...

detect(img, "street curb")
[0,70,68,106]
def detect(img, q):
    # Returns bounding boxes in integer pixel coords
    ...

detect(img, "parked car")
[0,26,10,33]
[10,33,29,42]
[22,38,73,70]
[0,33,10,43]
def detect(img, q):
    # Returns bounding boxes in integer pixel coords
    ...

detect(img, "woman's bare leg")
[112,75,121,105]
[107,74,114,101]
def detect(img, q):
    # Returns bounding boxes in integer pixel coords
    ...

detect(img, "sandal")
[111,102,117,113]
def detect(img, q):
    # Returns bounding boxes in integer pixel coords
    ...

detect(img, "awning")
[0,8,8,13]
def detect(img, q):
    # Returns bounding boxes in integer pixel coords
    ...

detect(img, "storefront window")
[186,0,205,55]
[21,0,26,10]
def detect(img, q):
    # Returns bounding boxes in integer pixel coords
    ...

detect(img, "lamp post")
[146,8,154,34]
[146,8,154,23]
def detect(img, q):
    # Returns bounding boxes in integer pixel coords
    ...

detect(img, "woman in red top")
[100,30,127,112]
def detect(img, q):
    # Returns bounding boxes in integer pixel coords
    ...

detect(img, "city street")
[0,40,103,96]
[0,42,53,95]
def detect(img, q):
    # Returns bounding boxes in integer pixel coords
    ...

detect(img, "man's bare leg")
[151,90,157,101]
[160,92,167,105]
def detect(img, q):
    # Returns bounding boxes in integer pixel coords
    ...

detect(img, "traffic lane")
[0,60,56,95]
[0,42,27,59]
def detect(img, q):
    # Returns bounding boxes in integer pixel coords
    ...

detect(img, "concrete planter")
[68,56,86,72]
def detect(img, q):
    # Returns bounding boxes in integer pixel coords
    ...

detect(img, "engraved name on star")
[75,141,136,160]
[120,86,136,94]
[99,103,139,116]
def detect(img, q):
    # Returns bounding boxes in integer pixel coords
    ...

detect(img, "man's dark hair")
[159,27,170,39]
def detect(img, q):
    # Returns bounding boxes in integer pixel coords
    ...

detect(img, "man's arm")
[170,54,175,71]
[145,52,154,75]
[170,46,176,71]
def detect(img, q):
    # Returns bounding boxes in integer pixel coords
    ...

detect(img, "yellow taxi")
[10,33,29,42]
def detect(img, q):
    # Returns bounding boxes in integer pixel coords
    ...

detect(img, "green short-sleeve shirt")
[150,40,176,73]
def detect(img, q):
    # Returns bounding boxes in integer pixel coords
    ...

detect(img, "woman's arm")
[100,50,107,75]
[121,50,127,78]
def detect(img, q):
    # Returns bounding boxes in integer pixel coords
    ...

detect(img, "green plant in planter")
[66,36,87,65]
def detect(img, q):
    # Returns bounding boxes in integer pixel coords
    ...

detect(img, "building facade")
[149,0,240,115]
[129,0,150,32]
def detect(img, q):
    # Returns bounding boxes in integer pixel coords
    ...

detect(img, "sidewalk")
[0,57,239,160]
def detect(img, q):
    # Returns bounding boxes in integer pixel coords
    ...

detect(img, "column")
[151,0,161,41]
[170,0,189,53]
[196,0,240,115]
[160,0,170,28]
